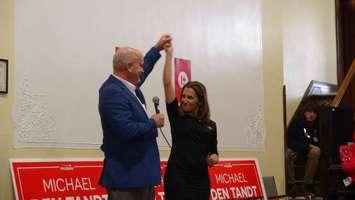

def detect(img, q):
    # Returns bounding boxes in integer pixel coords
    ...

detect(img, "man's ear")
[127,64,133,72]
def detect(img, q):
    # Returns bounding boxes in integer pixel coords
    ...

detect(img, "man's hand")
[154,35,172,51]
[151,113,165,128]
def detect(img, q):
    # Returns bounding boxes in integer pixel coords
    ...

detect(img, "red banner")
[10,159,266,200]
[174,58,191,101]
[154,159,266,200]
[10,159,107,200]
[208,160,266,200]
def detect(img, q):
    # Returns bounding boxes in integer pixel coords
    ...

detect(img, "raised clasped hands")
[155,34,173,51]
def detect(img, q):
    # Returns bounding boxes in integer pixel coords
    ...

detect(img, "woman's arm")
[207,121,219,166]
[163,43,175,103]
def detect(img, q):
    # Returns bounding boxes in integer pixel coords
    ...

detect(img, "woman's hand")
[164,42,173,56]
[207,153,219,166]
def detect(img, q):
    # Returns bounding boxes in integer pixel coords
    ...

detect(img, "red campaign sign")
[154,159,266,200]
[11,159,266,200]
[10,159,107,200]
[208,160,266,200]
[154,161,167,199]
[174,58,191,101]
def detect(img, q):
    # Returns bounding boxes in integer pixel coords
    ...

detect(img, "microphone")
[152,96,171,148]
[152,96,160,114]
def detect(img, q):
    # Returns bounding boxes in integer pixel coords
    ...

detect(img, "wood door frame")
[335,0,355,110]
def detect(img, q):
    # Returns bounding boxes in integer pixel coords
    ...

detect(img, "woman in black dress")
[162,42,219,200]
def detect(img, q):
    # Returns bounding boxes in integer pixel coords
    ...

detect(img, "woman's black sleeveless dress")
[164,99,218,200]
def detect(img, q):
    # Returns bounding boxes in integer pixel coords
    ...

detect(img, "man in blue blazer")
[99,35,172,200]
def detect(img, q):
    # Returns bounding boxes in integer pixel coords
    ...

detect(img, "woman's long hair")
[180,81,211,123]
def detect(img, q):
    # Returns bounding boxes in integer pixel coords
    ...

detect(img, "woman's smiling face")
[180,87,199,114]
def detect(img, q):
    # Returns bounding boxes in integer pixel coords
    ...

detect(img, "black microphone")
[152,96,160,114]
[152,96,171,148]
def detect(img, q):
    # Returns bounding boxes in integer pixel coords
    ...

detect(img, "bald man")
[98,35,172,200]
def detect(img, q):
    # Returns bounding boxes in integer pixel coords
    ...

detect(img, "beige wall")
[0,0,15,198]
[283,0,337,122]
[1,0,336,198]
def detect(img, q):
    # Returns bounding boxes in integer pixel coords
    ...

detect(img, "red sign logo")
[174,58,191,102]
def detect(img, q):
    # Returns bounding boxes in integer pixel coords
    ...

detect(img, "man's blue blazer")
[99,47,161,188]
